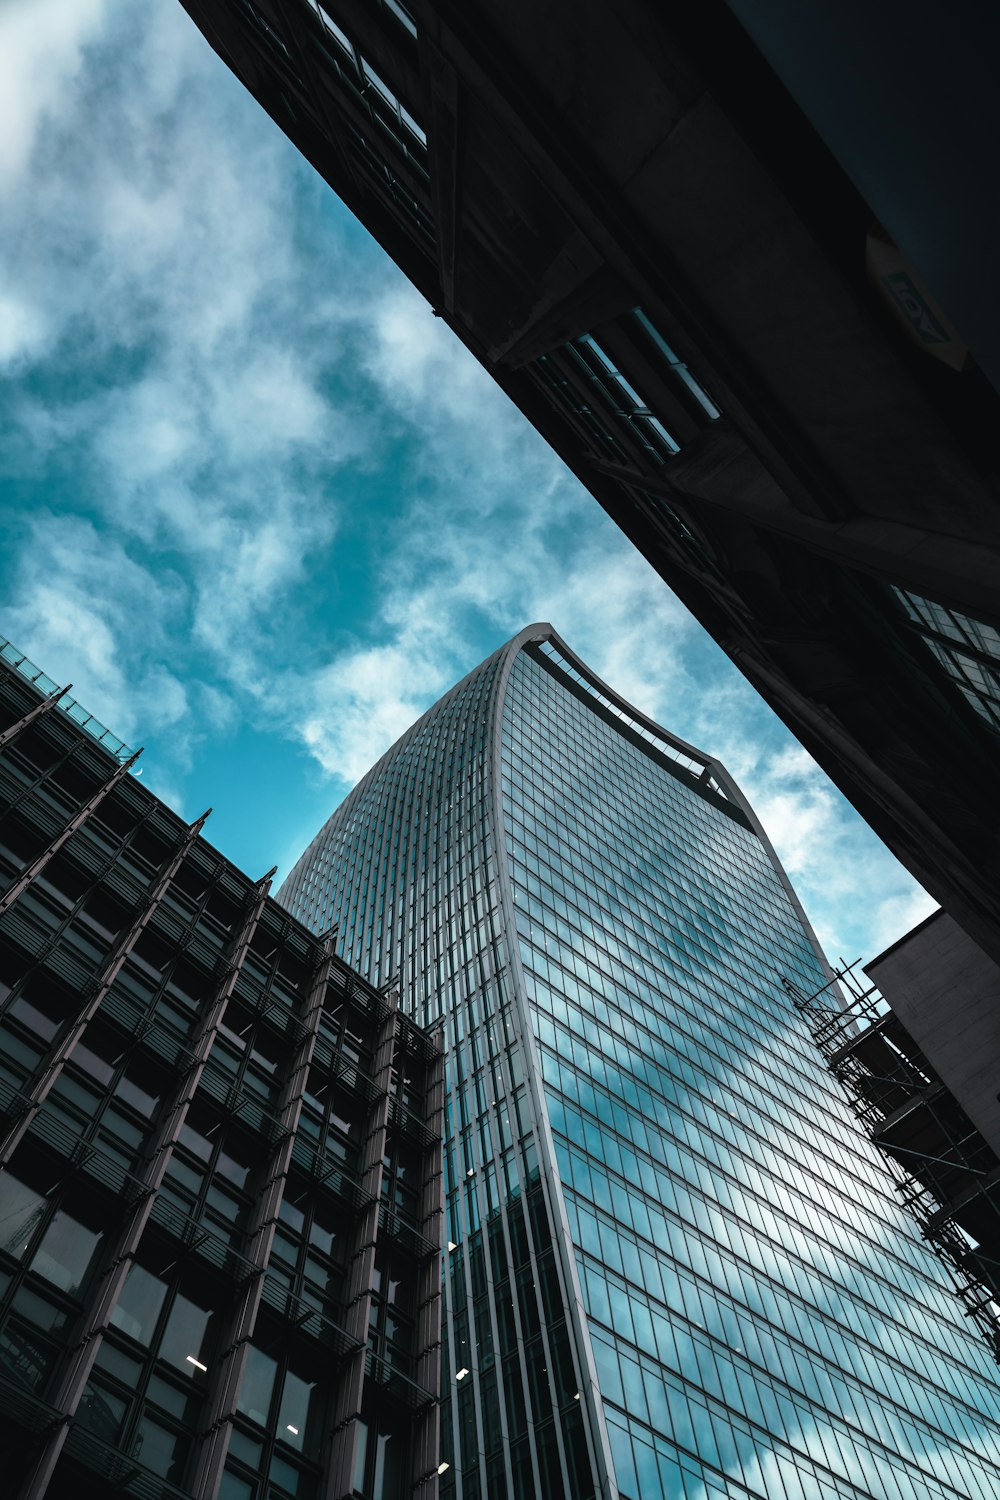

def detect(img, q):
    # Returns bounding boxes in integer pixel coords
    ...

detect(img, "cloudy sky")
[0,0,935,966]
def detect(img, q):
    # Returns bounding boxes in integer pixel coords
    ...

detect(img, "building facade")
[179,0,1000,966]
[279,624,1000,1500]
[0,640,444,1500]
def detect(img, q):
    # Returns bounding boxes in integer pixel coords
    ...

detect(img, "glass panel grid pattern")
[280,627,1000,1500]
[568,336,681,459]
[502,646,1000,1500]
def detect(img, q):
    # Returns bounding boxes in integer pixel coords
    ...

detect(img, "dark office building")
[280,623,1000,1500]
[177,0,1000,967]
[0,640,444,1500]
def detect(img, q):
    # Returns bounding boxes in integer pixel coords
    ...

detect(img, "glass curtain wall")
[280,625,1000,1500]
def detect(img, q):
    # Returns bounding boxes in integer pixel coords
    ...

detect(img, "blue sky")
[0,0,936,966]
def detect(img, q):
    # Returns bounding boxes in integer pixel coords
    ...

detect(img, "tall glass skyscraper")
[280,625,1000,1500]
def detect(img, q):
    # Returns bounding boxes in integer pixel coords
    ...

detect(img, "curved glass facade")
[280,625,1000,1500]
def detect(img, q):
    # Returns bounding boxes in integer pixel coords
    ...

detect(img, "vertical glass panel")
[110,1264,167,1346]
[0,1321,52,1389]
[135,1412,186,1482]
[373,1422,402,1496]
[236,1344,277,1427]
[353,1418,369,1493]
[277,1368,317,1454]
[159,1292,212,1375]
[0,1175,45,1259]
[219,1470,254,1500]
[78,1379,129,1442]
[30,1211,101,1294]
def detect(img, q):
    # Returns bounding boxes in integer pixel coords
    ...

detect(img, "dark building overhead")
[178,0,1000,963]
[724,0,1000,395]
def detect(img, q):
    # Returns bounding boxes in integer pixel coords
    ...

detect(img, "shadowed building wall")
[0,641,444,1500]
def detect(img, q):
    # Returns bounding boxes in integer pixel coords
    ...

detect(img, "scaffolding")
[786,962,1000,1364]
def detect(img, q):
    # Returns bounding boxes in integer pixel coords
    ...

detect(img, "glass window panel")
[228,1428,263,1465]
[135,1413,186,1483]
[147,1373,199,1420]
[10,1286,70,1336]
[8,996,59,1042]
[116,1071,159,1115]
[219,1470,254,1500]
[110,1265,167,1346]
[30,1210,101,1294]
[353,1418,369,1493]
[71,1042,114,1086]
[94,1339,143,1384]
[78,1379,129,1442]
[159,1292,212,1375]
[0,1321,52,1389]
[373,1424,403,1497]
[277,1369,315,1453]
[0,1175,45,1259]
[236,1344,277,1428]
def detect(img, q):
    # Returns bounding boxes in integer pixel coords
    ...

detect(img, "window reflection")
[30,1210,101,1295]
[159,1293,212,1376]
[110,1264,167,1346]
[280,630,1000,1500]
[236,1344,277,1427]
[0,1175,45,1259]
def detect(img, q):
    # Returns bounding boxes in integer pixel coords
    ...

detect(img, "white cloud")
[364,284,487,424]
[867,886,940,957]
[0,0,369,718]
[1,513,188,746]
[0,0,106,196]
[299,642,452,786]
[0,294,48,367]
